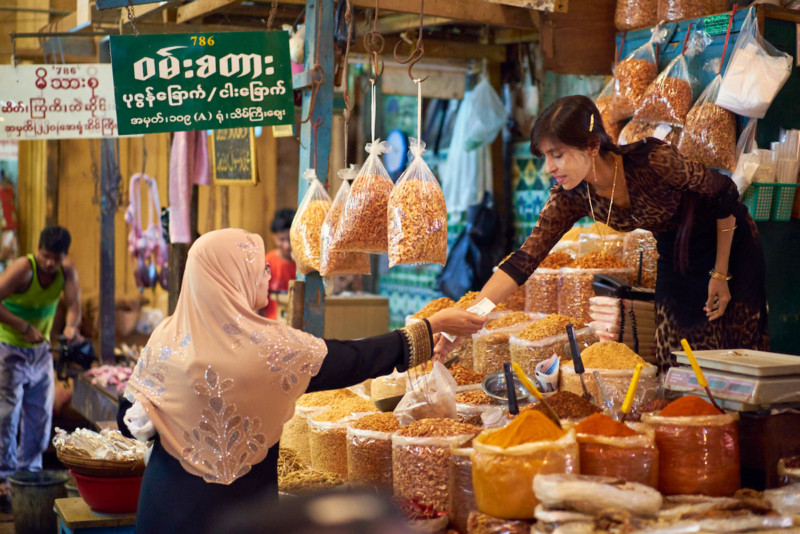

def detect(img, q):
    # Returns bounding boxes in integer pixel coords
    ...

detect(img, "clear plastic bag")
[525,268,561,315]
[595,78,623,144]
[346,426,394,489]
[678,75,737,170]
[290,169,332,275]
[394,362,458,426]
[509,326,595,379]
[533,473,663,517]
[281,406,326,464]
[658,0,727,22]
[732,119,760,194]
[642,412,740,496]
[472,320,537,375]
[331,140,394,253]
[615,0,658,31]
[450,445,477,534]
[558,267,636,324]
[622,229,658,288]
[577,234,625,263]
[560,363,658,411]
[319,166,371,276]
[465,78,507,150]
[717,8,793,119]
[610,37,659,121]
[634,54,695,126]
[387,138,447,267]
[575,422,659,488]
[308,412,372,478]
[472,428,579,519]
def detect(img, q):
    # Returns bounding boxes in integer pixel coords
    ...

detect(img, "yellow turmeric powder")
[482,409,565,448]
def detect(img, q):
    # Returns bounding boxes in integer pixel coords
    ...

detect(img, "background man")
[263,208,296,320]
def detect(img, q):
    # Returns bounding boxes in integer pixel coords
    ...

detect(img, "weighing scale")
[666,349,800,412]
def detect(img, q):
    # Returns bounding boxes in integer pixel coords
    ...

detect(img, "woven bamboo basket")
[57,450,145,478]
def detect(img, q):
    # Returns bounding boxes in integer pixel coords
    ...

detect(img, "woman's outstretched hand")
[427,308,485,337]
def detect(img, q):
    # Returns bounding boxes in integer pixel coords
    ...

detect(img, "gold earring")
[592,156,598,182]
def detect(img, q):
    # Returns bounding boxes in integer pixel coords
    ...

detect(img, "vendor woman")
[439,95,768,371]
[116,228,484,533]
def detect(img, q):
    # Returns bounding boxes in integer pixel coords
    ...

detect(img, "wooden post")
[167,184,200,314]
[98,138,117,362]
[287,279,305,330]
[295,0,334,337]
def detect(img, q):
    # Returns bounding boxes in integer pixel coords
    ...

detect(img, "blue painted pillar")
[294,0,333,337]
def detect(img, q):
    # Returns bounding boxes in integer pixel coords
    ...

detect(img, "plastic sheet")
[558,267,636,324]
[346,426,393,490]
[509,326,595,379]
[392,432,475,513]
[388,138,447,267]
[576,422,658,488]
[331,140,394,253]
[622,229,658,288]
[471,428,579,519]
[615,0,658,31]
[290,169,332,274]
[642,412,740,496]
[450,445,477,534]
[319,167,371,276]
[525,268,561,315]
[678,75,737,171]
[394,362,458,426]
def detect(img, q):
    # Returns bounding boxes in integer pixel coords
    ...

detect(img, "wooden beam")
[492,28,538,45]
[177,0,244,23]
[484,0,567,13]
[352,36,506,62]
[382,62,466,99]
[369,14,453,35]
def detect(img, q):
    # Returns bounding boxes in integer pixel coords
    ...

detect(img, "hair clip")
[589,114,595,132]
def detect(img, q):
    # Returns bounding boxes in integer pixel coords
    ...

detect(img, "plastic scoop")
[592,370,615,417]
[566,324,593,403]
[511,362,562,429]
[503,362,519,416]
[680,338,724,412]
[620,362,643,423]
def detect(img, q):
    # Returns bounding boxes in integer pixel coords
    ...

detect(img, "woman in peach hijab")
[116,228,483,533]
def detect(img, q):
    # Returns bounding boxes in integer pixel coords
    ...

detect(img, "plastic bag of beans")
[622,229,658,288]
[658,0,728,23]
[634,54,694,126]
[595,79,623,144]
[290,169,332,275]
[331,140,393,253]
[525,268,562,315]
[509,326,595,379]
[449,443,478,534]
[678,75,737,171]
[320,166,371,276]
[642,411,740,496]
[615,0,658,31]
[558,267,636,324]
[346,413,400,490]
[610,39,659,121]
[388,138,447,267]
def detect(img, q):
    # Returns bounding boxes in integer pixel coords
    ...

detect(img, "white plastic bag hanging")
[732,119,760,194]
[464,78,506,150]
[387,138,447,268]
[319,166,371,276]
[717,8,792,118]
[290,169,332,275]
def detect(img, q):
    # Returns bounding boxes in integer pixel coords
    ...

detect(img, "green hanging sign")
[110,31,294,135]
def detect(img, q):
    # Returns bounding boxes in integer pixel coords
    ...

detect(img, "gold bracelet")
[719,225,737,233]
[709,268,732,281]
[400,320,432,369]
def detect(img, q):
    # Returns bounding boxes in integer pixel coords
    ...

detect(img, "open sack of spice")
[717,8,792,119]
[595,78,623,144]
[634,28,710,127]
[393,361,457,426]
[319,165,370,277]
[678,68,737,171]
[608,26,662,122]
[387,138,447,268]
[290,169,332,275]
[331,140,394,254]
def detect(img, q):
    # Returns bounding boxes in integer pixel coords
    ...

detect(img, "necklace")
[587,157,618,240]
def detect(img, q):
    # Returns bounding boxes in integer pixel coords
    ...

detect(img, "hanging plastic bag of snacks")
[634,28,710,126]
[595,79,623,144]
[387,138,447,267]
[319,166,371,276]
[290,169,332,275]
[331,140,394,253]
[678,74,737,171]
[609,31,660,121]
[658,0,728,24]
[615,0,658,31]
[618,120,681,146]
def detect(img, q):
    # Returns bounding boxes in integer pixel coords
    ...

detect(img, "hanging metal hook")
[311,115,324,171]
[391,0,428,82]
[300,63,325,123]
[363,0,384,79]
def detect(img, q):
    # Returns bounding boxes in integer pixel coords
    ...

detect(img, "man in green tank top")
[0,226,81,490]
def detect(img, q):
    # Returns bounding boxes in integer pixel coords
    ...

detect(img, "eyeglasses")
[265,262,271,276]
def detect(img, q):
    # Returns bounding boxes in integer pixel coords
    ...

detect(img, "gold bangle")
[719,225,737,233]
[709,269,732,281]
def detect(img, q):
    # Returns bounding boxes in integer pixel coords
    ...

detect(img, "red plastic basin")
[70,470,142,514]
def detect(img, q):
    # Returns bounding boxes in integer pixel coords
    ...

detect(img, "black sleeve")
[116,395,134,439]
[307,331,412,393]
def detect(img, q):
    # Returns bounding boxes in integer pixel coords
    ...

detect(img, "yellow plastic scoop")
[680,338,723,412]
[511,362,562,429]
[620,363,642,423]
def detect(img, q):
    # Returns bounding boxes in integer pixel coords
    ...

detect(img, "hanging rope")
[265,0,279,32]
[312,116,324,171]
[342,0,354,166]
[126,0,139,36]
[363,0,384,80]
[393,0,428,82]
[301,1,326,124]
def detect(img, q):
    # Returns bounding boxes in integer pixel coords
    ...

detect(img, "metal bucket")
[7,471,69,534]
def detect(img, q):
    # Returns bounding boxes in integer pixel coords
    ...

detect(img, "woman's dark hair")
[530,95,620,158]
[38,225,71,254]
[270,208,296,233]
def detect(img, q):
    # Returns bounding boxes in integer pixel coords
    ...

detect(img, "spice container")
[456,390,502,427]
[472,410,579,519]
[309,411,374,479]
[472,317,538,375]
[678,75,737,171]
[346,412,400,490]
[615,0,658,31]
[643,396,740,496]
[525,269,561,315]
[622,229,658,288]
[290,171,332,275]
[577,234,625,264]
[449,442,477,534]
[501,283,527,311]
[575,415,658,488]
[281,406,327,464]
[392,419,479,513]
[509,314,592,378]
[522,390,599,421]
[558,267,635,324]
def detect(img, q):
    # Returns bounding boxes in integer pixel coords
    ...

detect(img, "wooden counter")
[276,293,389,339]
[72,374,120,426]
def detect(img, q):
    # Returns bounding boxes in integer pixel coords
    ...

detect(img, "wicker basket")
[57,450,145,478]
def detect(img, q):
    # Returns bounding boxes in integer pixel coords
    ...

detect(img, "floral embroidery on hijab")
[131,333,192,402]
[236,236,260,264]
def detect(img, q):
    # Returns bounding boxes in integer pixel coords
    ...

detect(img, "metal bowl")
[481,371,531,403]
[373,394,404,412]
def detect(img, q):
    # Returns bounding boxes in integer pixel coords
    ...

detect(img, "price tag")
[652,123,672,141]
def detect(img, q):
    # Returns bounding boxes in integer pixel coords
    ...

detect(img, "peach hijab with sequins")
[125,228,327,484]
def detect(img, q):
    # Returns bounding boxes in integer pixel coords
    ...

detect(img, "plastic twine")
[719,5,739,75]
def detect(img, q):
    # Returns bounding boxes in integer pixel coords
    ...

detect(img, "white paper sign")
[442,298,496,342]
[0,64,120,139]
